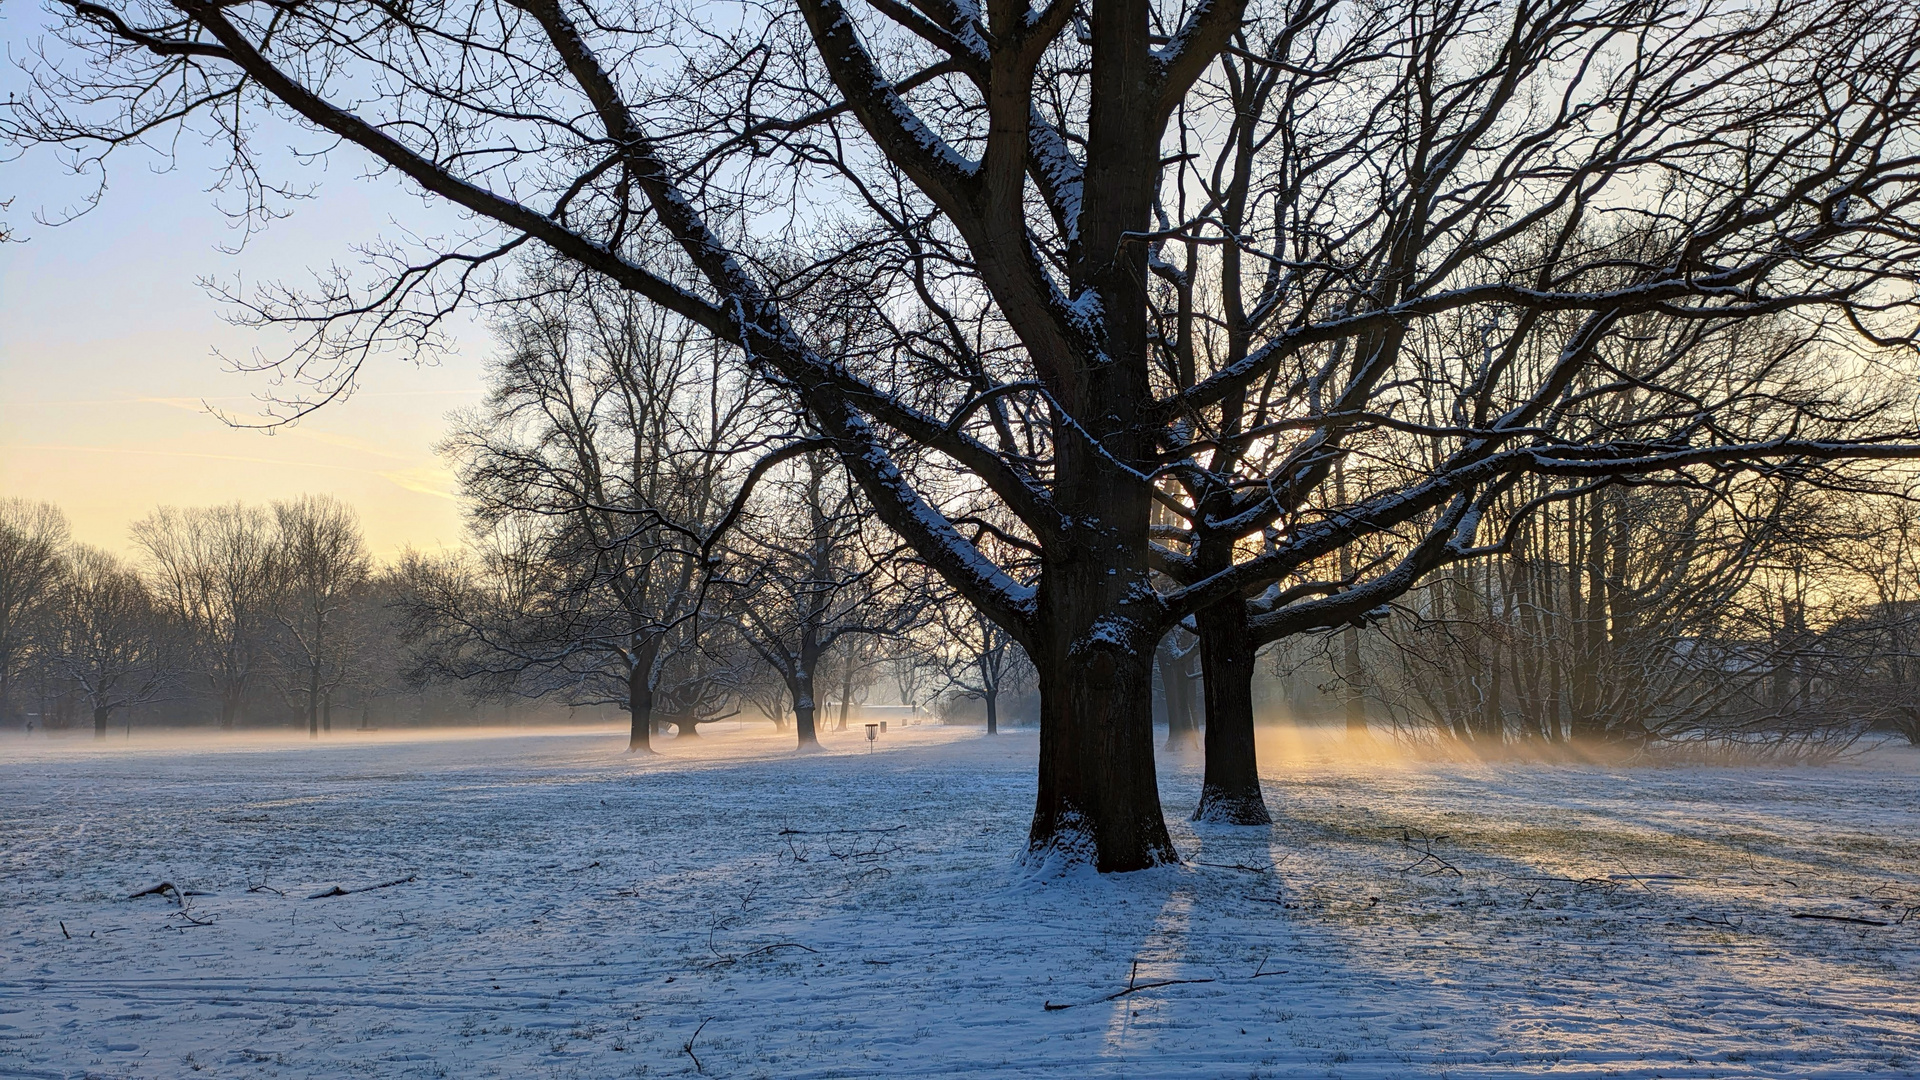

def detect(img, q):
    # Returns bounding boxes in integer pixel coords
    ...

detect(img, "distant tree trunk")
[1158,635,1200,750]
[308,669,321,738]
[979,653,1000,734]
[836,660,854,732]
[1193,595,1270,825]
[627,640,660,753]
[790,640,821,750]
[322,693,332,734]
[791,670,820,750]
[1342,622,1366,737]
[93,704,110,739]
[219,685,242,731]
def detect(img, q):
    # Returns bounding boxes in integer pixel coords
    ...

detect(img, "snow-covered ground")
[4,722,1919,1079]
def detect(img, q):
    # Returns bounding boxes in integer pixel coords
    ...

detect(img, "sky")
[0,21,493,562]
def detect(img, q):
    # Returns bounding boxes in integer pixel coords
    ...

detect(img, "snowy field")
[4,723,1920,1079]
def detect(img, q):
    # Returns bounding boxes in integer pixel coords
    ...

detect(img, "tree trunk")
[837,660,854,732]
[790,650,821,750]
[93,704,110,739]
[308,669,321,739]
[1342,622,1367,737]
[984,687,999,735]
[627,645,658,753]
[1025,551,1177,872]
[1158,635,1201,750]
[1193,596,1271,824]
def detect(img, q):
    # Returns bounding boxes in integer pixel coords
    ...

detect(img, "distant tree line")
[0,495,470,735]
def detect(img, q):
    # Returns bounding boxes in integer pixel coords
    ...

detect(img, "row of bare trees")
[0,496,432,736]
[402,271,1022,750]
[1284,477,1920,755]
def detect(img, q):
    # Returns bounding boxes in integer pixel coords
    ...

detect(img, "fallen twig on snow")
[1681,914,1741,929]
[683,1017,712,1074]
[1195,861,1271,874]
[701,941,818,969]
[307,874,417,899]
[1792,912,1888,926]
[1393,828,1461,877]
[1043,960,1217,1011]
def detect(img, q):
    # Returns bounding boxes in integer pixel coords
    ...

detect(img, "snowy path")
[4,724,1919,1078]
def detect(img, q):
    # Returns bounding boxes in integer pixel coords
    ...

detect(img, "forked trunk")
[1193,597,1271,825]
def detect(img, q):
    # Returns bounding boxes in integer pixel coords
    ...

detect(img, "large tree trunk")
[1193,596,1271,825]
[1025,552,1176,872]
[93,704,110,739]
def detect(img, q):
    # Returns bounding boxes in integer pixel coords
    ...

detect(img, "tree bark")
[1193,596,1271,824]
[626,645,657,753]
[791,669,820,750]
[980,653,999,734]
[1025,547,1176,871]
[93,704,110,739]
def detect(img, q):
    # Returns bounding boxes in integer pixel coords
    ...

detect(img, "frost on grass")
[4,724,1920,1078]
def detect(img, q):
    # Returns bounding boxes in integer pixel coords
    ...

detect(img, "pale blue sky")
[1,14,493,559]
